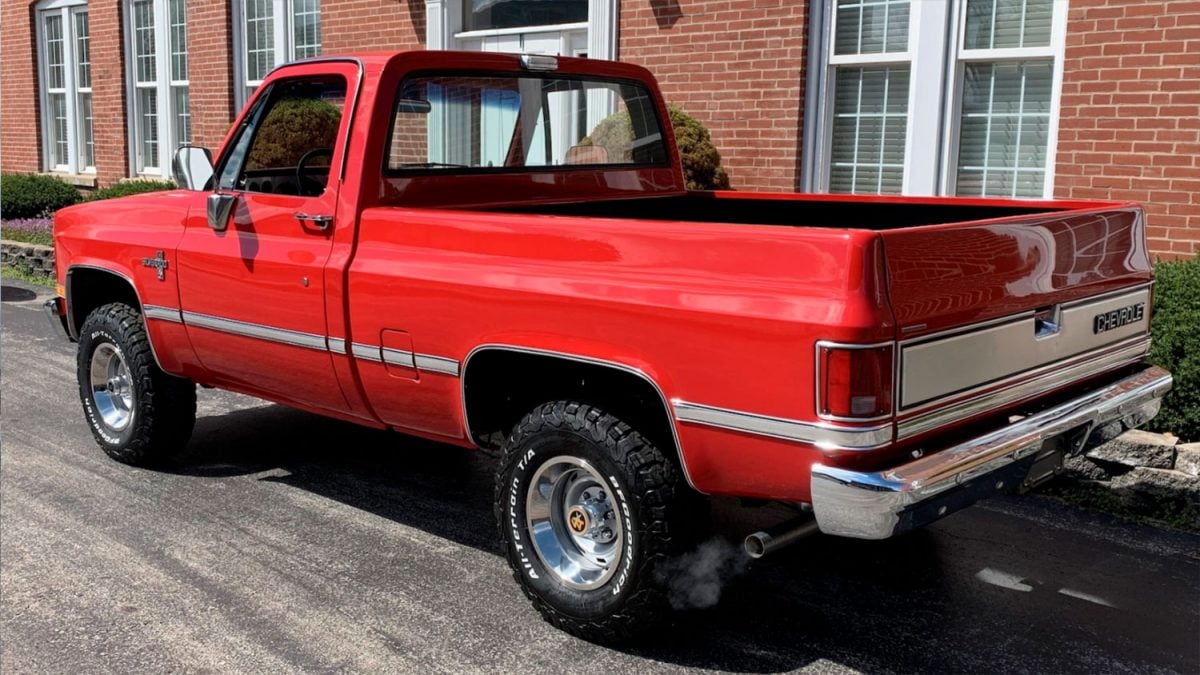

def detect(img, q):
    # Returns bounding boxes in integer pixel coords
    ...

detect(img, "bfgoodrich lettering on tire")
[494,400,690,643]
[77,302,196,466]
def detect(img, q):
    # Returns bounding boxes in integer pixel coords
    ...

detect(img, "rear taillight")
[817,343,894,420]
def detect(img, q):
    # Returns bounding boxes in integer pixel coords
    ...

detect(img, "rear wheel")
[495,400,692,643]
[77,303,196,466]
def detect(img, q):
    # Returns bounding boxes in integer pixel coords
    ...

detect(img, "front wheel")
[77,302,196,466]
[494,401,692,643]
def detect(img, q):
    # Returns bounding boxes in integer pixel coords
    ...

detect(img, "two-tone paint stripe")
[145,306,462,377]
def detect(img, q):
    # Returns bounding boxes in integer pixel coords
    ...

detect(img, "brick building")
[2,0,1197,257]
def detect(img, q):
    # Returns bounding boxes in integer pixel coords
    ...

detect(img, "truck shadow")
[176,402,960,672]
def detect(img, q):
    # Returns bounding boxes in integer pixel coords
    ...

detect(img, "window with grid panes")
[37,0,94,174]
[815,0,1065,198]
[125,0,190,175]
[235,0,322,106]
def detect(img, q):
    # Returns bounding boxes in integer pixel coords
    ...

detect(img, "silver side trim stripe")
[170,308,461,375]
[143,305,183,323]
[415,353,461,376]
[672,400,893,451]
[183,310,329,351]
[351,343,383,362]
[382,347,416,368]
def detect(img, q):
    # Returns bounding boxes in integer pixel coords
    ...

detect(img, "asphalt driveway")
[2,278,1198,674]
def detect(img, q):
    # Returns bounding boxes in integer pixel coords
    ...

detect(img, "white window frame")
[36,0,93,175]
[426,0,615,61]
[123,0,189,176]
[939,0,1069,198]
[809,0,1068,198]
[232,0,323,110]
[820,0,919,195]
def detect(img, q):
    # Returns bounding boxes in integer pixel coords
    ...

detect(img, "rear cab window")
[385,73,668,173]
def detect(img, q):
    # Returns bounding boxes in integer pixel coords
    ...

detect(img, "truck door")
[175,65,357,413]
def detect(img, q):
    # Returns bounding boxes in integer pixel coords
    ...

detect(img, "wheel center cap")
[567,507,589,534]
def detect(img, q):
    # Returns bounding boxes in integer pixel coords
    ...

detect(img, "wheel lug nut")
[604,510,614,520]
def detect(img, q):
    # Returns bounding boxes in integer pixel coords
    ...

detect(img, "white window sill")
[41,171,97,188]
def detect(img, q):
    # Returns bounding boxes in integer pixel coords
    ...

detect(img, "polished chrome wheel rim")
[90,343,134,432]
[526,457,624,590]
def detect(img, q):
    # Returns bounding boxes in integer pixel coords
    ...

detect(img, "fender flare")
[459,343,702,493]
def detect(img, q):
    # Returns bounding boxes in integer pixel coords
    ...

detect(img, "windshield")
[385,73,668,172]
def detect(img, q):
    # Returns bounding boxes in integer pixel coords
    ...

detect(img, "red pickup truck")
[47,50,1171,641]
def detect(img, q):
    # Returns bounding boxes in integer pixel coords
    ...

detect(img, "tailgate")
[879,205,1154,433]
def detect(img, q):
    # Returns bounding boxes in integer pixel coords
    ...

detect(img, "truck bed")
[489,191,1079,229]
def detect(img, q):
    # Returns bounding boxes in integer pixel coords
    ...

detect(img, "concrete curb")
[1,239,55,276]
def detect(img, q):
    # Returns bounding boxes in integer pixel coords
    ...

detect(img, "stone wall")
[1,240,55,276]
[1063,429,1200,529]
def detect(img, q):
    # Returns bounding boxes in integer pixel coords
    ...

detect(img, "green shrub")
[246,97,342,170]
[1,173,80,219]
[86,179,176,202]
[584,105,731,190]
[666,106,731,191]
[1147,256,1200,442]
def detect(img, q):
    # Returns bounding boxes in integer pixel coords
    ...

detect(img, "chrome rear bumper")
[811,365,1173,539]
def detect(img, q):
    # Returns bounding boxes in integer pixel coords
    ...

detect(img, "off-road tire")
[494,400,690,643]
[77,302,196,465]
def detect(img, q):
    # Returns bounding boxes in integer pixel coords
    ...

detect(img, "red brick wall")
[1,3,41,175]
[0,1,128,185]
[1056,0,1200,259]
[619,1,807,192]
[187,0,237,153]
[322,0,425,52]
[88,1,129,184]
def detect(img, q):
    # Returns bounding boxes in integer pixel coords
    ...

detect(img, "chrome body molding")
[459,344,701,492]
[811,365,1172,539]
[183,310,329,351]
[142,305,183,323]
[169,308,461,374]
[672,400,893,451]
[350,342,383,362]
[382,347,416,368]
[897,335,1151,440]
[414,353,460,376]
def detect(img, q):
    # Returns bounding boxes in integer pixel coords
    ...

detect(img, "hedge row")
[1,174,176,220]
[1147,255,1200,442]
[1,173,80,219]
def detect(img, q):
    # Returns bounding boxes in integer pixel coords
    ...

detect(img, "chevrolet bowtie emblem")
[142,250,169,281]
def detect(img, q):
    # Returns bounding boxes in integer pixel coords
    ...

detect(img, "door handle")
[294,212,333,231]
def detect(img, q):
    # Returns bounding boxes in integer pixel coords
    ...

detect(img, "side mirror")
[173,145,214,191]
[207,193,236,232]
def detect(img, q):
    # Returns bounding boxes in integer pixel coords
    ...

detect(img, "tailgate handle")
[1034,307,1061,339]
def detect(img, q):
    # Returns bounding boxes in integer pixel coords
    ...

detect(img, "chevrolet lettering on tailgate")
[1094,302,1146,334]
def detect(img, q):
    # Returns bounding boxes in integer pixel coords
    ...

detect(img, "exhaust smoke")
[658,537,750,610]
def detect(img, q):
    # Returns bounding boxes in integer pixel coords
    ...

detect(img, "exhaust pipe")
[744,519,820,559]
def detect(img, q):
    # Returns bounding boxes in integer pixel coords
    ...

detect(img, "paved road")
[2,279,1198,674]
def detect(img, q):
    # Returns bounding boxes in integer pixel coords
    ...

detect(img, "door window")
[218,76,346,196]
